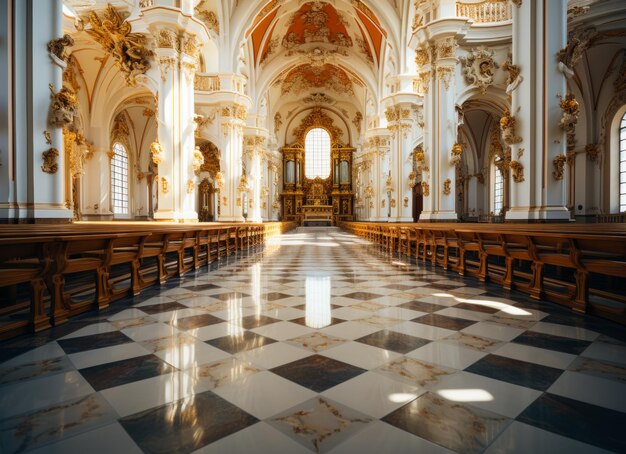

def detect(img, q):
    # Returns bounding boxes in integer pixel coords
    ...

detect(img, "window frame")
[111,142,130,217]
[620,113,626,212]
[304,127,331,179]
[493,160,504,215]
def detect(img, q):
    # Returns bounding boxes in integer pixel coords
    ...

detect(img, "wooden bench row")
[0,222,298,340]
[339,221,626,325]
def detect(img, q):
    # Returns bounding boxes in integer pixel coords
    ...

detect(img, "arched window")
[619,113,626,213]
[111,143,129,215]
[305,128,331,179]
[493,160,504,214]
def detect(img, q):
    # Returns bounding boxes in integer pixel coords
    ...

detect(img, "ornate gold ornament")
[552,154,567,181]
[195,1,220,35]
[221,104,248,121]
[353,112,363,134]
[48,84,78,128]
[502,52,522,94]
[161,177,169,194]
[385,174,394,192]
[150,139,164,165]
[415,47,430,66]
[558,93,580,149]
[403,197,409,208]
[509,160,525,183]
[291,107,344,146]
[500,109,522,145]
[64,129,93,177]
[585,143,601,163]
[274,112,283,136]
[222,196,228,207]
[80,4,153,86]
[456,0,512,23]
[460,47,498,94]
[450,143,464,166]
[214,171,225,190]
[136,170,145,182]
[421,181,430,197]
[192,146,205,172]
[390,198,396,208]
[47,34,74,66]
[381,199,385,208]
[41,148,59,174]
[238,172,250,193]
[186,179,195,194]
[443,178,452,196]
[435,38,457,60]
[43,130,52,145]
[437,67,454,91]
[408,171,417,189]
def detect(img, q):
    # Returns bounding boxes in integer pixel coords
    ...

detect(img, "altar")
[302,205,333,226]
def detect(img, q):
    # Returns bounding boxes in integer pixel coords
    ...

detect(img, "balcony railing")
[456,0,511,23]
[194,74,221,92]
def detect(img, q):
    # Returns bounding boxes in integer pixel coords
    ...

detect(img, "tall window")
[111,143,129,215]
[619,114,626,213]
[305,128,331,179]
[493,162,504,214]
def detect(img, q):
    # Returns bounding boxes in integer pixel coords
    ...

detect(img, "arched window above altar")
[305,128,331,179]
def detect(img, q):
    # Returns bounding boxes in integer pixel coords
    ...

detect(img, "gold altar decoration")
[79,4,152,86]
[192,146,205,172]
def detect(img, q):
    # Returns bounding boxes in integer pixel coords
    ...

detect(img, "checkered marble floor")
[1,227,625,453]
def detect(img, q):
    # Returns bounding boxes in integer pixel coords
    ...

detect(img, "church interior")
[0,0,625,452]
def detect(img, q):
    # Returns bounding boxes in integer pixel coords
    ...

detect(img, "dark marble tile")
[139,302,189,315]
[270,355,366,392]
[289,317,345,328]
[237,315,281,330]
[427,283,464,291]
[518,393,626,453]
[356,330,430,354]
[182,283,221,292]
[542,313,626,343]
[262,292,293,301]
[79,354,175,391]
[173,314,224,330]
[465,354,563,391]
[512,331,592,355]
[382,392,510,454]
[342,292,384,301]
[383,284,420,291]
[57,331,133,354]
[397,301,448,313]
[209,292,250,302]
[271,279,297,284]
[413,313,477,331]
[454,302,501,314]
[207,332,277,354]
[292,304,341,311]
[120,390,258,453]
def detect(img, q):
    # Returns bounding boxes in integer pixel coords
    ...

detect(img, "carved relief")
[415,47,430,67]
[443,178,452,196]
[502,51,523,94]
[192,146,205,172]
[41,148,59,174]
[195,1,220,35]
[437,67,454,91]
[435,38,457,60]
[281,64,354,95]
[186,179,195,194]
[460,47,498,94]
[509,160,525,183]
[79,4,152,86]
[500,109,522,145]
[585,143,601,163]
[353,112,363,134]
[421,181,430,197]
[274,112,283,136]
[150,140,164,165]
[558,93,580,149]
[552,154,567,181]
[47,34,74,66]
[450,143,463,166]
[48,84,78,128]
[291,107,344,146]
[161,177,169,194]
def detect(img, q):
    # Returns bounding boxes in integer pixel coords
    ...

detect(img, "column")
[0,0,72,221]
[244,135,264,223]
[218,106,246,221]
[506,0,570,222]
[387,104,417,222]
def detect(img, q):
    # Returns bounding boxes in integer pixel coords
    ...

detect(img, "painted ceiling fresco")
[281,63,354,95]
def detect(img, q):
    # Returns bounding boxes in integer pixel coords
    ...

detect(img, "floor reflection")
[305,275,332,329]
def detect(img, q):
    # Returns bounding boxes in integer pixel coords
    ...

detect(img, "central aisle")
[0,228,624,453]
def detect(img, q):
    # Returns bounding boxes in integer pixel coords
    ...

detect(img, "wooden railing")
[0,221,297,340]
[339,221,626,326]
[456,0,511,23]
[597,213,626,223]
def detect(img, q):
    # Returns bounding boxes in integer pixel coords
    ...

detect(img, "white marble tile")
[436,307,492,321]
[107,308,150,321]
[154,342,231,369]
[1,342,65,367]
[462,322,526,342]
[319,321,381,340]
[135,296,175,307]
[68,343,151,370]
[375,307,426,320]
[328,420,455,454]
[493,342,576,369]
[391,321,456,341]
[322,371,421,418]
[187,322,243,341]
[121,322,180,341]
[101,371,209,417]
[0,371,94,419]
[151,308,206,323]
[485,421,611,454]
[193,422,312,454]
[260,307,305,321]
[407,342,487,370]
[26,422,143,454]
[250,321,314,341]
[322,342,402,370]
[432,371,542,418]
[529,322,601,341]
[213,371,316,419]
[59,322,118,340]
[330,307,372,321]
[548,370,626,413]
[236,342,312,369]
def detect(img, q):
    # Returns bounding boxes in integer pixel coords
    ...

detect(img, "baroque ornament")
[192,146,205,172]
[161,177,169,194]
[502,52,523,94]
[450,143,463,166]
[460,47,499,94]
[80,4,153,86]
[48,84,78,128]
[500,109,522,145]
[509,160,525,183]
[585,143,601,163]
[558,93,580,149]
[41,148,59,174]
[47,34,74,67]
[421,181,430,197]
[292,107,344,146]
[443,178,452,196]
[150,139,164,165]
[552,154,567,181]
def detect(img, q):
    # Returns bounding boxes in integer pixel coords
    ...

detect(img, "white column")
[506,0,570,222]
[249,148,262,223]
[219,113,245,221]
